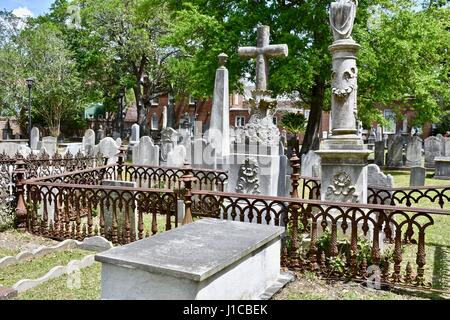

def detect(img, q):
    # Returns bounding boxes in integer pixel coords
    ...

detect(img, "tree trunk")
[134,84,148,136]
[300,77,325,157]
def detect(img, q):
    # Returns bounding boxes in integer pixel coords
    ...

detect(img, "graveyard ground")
[0,170,448,300]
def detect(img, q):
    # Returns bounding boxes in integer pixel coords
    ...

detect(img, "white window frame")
[383,109,396,134]
[272,117,278,125]
[235,116,245,127]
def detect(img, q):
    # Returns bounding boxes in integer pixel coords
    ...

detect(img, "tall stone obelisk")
[208,53,230,158]
[316,0,371,204]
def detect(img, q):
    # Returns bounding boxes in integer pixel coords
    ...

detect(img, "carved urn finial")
[218,53,228,67]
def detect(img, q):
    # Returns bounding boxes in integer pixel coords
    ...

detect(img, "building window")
[151,96,159,106]
[272,117,277,125]
[235,116,245,127]
[383,109,396,134]
[188,95,196,105]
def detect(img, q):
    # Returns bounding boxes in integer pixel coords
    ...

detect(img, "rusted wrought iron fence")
[122,164,228,192]
[189,189,448,287]
[368,186,450,209]
[24,182,178,245]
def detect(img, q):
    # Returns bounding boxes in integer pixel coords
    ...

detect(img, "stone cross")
[238,25,288,91]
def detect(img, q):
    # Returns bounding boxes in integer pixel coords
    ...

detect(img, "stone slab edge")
[259,271,295,300]
[0,236,113,268]
[11,254,96,293]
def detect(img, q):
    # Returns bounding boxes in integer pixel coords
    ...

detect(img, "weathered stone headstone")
[132,136,160,166]
[409,166,426,187]
[301,150,321,177]
[82,129,95,155]
[64,143,83,156]
[207,53,230,158]
[443,138,450,157]
[367,164,394,189]
[405,136,422,167]
[187,138,215,169]
[424,136,443,167]
[160,128,179,162]
[41,136,57,156]
[101,180,137,238]
[95,137,119,164]
[167,145,186,167]
[96,126,105,143]
[374,141,385,166]
[162,106,168,129]
[435,157,450,179]
[30,127,40,150]
[130,124,140,144]
[0,142,31,157]
[386,134,403,167]
[194,121,203,139]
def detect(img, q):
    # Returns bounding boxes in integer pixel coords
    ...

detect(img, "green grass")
[0,247,19,259]
[17,262,101,300]
[385,170,450,188]
[0,249,92,288]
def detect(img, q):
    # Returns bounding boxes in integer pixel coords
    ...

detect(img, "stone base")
[435,157,450,180]
[316,143,371,204]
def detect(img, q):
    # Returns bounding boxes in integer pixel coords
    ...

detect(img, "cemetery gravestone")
[405,136,422,167]
[30,127,40,150]
[41,136,57,156]
[95,137,119,165]
[132,136,160,166]
[410,166,426,187]
[167,145,187,167]
[374,141,385,166]
[443,138,450,157]
[301,150,321,178]
[424,136,443,167]
[160,128,179,162]
[434,157,450,180]
[83,129,95,156]
[386,135,403,167]
[367,164,394,189]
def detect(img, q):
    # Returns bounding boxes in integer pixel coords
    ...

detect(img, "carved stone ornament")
[331,67,357,99]
[236,158,261,195]
[325,171,360,203]
[243,113,280,147]
[330,0,358,41]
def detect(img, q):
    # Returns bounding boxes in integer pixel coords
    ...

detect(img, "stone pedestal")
[435,157,450,180]
[95,219,288,300]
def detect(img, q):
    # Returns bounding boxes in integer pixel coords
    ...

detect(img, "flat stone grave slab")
[95,218,286,300]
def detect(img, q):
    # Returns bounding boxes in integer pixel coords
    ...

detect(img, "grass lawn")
[273,272,444,300]
[17,262,101,300]
[0,247,19,259]
[0,248,92,288]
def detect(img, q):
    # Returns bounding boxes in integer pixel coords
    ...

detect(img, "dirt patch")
[0,230,58,253]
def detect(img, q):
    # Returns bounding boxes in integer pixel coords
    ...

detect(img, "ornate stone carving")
[325,171,360,203]
[160,128,179,162]
[330,0,358,41]
[244,114,280,146]
[236,158,261,194]
[331,67,357,100]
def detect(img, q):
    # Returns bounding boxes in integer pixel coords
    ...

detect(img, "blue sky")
[0,0,55,16]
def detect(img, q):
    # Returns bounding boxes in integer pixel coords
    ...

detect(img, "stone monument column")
[208,53,230,158]
[316,0,371,204]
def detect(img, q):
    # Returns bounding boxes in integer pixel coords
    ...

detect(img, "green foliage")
[281,113,307,134]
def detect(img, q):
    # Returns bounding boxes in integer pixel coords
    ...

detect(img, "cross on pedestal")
[238,25,288,91]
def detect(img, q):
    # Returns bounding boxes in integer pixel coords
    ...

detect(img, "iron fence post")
[14,160,28,231]
[181,163,195,225]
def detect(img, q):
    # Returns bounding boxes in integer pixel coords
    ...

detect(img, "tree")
[166,0,450,155]
[280,113,307,135]
[0,16,84,137]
